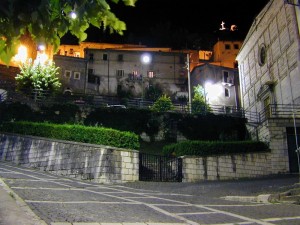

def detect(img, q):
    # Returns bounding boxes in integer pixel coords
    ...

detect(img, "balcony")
[258,104,300,123]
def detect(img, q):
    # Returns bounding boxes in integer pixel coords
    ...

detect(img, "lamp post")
[187,53,192,113]
[140,53,151,106]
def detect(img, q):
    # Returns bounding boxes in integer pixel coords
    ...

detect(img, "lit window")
[74,72,80,80]
[148,71,155,78]
[64,70,71,78]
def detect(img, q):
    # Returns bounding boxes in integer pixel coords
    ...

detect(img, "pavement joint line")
[262,216,300,222]
[197,205,274,225]
[25,200,141,204]
[175,212,218,215]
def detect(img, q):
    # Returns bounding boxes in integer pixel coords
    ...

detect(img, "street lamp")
[140,53,151,105]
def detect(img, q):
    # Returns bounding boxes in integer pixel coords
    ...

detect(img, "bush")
[162,140,270,157]
[150,94,174,112]
[0,121,140,150]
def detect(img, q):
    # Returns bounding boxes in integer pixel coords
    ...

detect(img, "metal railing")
[258,104,300,123]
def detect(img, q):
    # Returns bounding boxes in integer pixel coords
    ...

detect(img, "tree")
[15,60,61,93]
[191,84,210,114]
[0,0,137,65]
[150,94,174,112]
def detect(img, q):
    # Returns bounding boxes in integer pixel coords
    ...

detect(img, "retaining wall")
[0,133,139,183]
[182,153,272,182]
[0,133,278,183]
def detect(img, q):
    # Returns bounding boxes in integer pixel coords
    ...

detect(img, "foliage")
[145,83,163,101]
[176,113,247,141]
[162,140,270,157]
[0,121,140,150]
[191,84,210,114]
[0,0,138,64]
[150,94,174,112]
[15,60,61,92]
[0,102,37,122]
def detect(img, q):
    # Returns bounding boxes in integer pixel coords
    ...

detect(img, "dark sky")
[62,0,270,50]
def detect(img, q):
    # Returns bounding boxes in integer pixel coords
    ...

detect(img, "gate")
[139,153,183,182]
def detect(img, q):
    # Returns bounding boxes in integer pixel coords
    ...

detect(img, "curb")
[0,178,47,225]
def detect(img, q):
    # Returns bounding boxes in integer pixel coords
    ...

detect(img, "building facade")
[236,0,300,173]
[54,49,188,99]
[190,63,240,110]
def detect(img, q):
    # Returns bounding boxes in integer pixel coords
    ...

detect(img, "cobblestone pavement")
[0,161,300,225]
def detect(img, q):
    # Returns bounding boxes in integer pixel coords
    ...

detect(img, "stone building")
[236,0,300,173]
[190,63,240,110]
[54,48,189,99]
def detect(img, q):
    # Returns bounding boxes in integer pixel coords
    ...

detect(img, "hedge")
[162,140,270,157]
[0,121,140,150]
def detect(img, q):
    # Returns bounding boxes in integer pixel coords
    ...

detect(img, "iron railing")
[258,104,300,123]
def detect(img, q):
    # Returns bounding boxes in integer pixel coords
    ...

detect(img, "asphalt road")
[0,161,300,225]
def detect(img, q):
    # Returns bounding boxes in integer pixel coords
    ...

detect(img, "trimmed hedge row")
[0,121,140,150]
[162,140,270,157]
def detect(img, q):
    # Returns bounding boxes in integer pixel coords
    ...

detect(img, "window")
[74,72,80,80]
[88,69,94,75]
[223,71,229,83]
[148,71,155,78]
[64,70,71,78]
[179,55,185,64]
[263,96,271,118]
[118,54,123,61]
[70,48,74,54]
[116,69,124,77]
[64,51,67,55]
[89,53,94,61]
[258,44,267,66]
[103,53,108,61]
[234,44,239,49]
[88,74,100,85]
[225,44,230,50]
[225,88,230,97]
[129,70,138,80]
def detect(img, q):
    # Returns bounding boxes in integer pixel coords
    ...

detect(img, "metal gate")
[139,153,182,182]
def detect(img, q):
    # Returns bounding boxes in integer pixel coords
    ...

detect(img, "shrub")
[162,140,270,157]
[0,121,140,150]
[150,94,174,112]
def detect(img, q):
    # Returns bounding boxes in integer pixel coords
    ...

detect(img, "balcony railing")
[259,104,300,123]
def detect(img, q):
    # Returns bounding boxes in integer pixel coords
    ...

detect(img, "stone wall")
[182,153,272,182]
[0,133,139,183]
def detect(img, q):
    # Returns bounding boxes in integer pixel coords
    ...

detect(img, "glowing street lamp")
[204,81,222,104]
[140,53,151,103]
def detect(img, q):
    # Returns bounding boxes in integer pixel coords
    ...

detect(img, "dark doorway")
[286,127,300,173]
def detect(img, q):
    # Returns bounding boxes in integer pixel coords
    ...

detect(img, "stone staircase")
[269,184,300,204]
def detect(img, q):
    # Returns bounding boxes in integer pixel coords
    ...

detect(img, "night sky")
[62,0,270,50]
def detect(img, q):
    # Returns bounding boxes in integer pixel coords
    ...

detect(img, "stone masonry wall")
[182,153,272,182]
[0,133,139,183]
